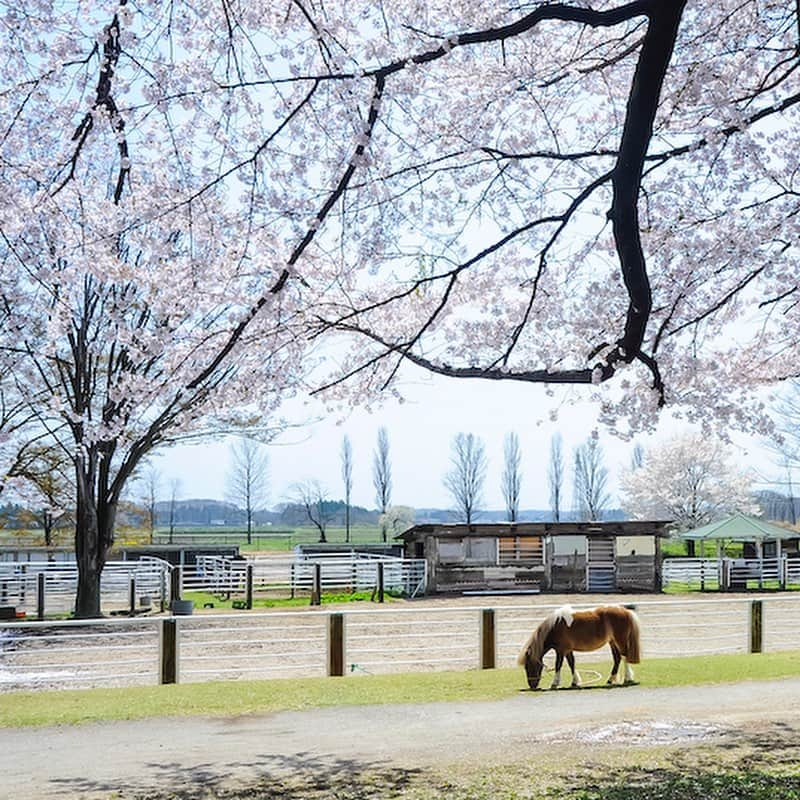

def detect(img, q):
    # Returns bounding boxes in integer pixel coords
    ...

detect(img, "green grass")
[157,525,387,551]
[1,649,799,729]
[183,589,401,609]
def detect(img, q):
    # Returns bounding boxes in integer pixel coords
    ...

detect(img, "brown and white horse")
[517,605,641,690]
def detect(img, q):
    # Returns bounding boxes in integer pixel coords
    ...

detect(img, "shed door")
[586,536,615,591]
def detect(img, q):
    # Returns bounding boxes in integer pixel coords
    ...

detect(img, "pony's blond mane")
[516,606,574,666]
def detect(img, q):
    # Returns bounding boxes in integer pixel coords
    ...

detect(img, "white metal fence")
[183,555,427,600]
[0,558,169,616]
[662,556,800,591]
[2,596,799,693]
[0,555,427,618]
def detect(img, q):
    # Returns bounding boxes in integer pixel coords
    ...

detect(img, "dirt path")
[2,677,800,799]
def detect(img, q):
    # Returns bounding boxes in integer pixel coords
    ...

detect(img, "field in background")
[0,524,387,551]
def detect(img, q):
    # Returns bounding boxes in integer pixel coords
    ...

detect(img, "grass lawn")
[1,649,799,729]
[183,589,401,609]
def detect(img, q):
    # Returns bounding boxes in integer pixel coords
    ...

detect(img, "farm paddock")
[1,592,799,692]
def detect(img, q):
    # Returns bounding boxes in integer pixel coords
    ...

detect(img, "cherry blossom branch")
[316,1,683,404]
[51,4,130,204]
[187,75,387,392]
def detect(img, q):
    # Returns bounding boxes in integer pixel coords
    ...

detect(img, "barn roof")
[396,520,672,541]
[676,512,800,541]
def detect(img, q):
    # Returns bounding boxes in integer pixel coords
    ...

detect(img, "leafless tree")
[9,442,73,548]
[139,464,161,542]
[783,459,797,526]
[573,436,610,521]
[372,427,392,542]
[630,442,646,471]
[168,478,181,544]
[292,479,333,543]
[444,432,488,524]
[548,433,564,522]
[226,438,269,545]
[501,431,522,522]
[340,435,354,543]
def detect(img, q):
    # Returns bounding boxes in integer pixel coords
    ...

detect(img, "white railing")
[183,555,427,600]
[2,596,799,692]
[0,558,170,616]
[662,556,800,591]
[662,558,720,589]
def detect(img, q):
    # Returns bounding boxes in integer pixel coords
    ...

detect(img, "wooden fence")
[2,597,798,692]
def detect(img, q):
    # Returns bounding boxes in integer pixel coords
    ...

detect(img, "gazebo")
[675,512,800,590]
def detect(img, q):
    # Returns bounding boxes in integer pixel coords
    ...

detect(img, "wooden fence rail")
[2,597,798,693]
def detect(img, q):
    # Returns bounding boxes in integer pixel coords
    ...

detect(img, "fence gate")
[586,535,615,591]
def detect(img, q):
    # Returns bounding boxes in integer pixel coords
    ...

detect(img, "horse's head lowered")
[517,608,569,689]
[521,647,547,690]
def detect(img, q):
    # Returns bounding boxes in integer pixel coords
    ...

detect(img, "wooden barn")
[397,520,671,594]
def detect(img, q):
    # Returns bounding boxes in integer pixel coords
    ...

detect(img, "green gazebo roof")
[677,512,799,541]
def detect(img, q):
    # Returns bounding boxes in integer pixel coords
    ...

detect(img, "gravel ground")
[2,677,800,799]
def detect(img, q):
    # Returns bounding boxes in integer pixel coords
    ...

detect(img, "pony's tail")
[626,609,642,664]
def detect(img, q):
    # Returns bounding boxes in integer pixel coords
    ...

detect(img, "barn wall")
[550,553,587,592]
[616,555,656,591]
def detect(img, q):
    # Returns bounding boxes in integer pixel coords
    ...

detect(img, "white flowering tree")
[299,1,798,440]
[2,1,798,613]
[619,433,757,531]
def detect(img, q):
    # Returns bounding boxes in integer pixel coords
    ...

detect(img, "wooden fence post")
[310,563,322,606]
[480,608,496,669]
[160,618,179,684]
[749,600,763,654]
[721,559,730,592]
[129,577,136,614]
[170,565,182,605]
[19,564,26,604]
[376,562,385,604]
[328,613,345,676]
[246,563,254,610]
[160,569,167,612]
[37,572,45,620]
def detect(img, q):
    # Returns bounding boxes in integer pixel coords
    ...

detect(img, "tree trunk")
[73,457,117,619]
[74,491,104,618]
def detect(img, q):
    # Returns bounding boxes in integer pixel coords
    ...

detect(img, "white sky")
[147,366,782,512]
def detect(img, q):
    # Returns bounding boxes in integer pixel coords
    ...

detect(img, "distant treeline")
[3,493,798,530]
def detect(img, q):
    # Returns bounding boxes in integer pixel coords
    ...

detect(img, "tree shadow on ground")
[47,721,800,800]
[553,721,800,800]
[49,752,423,800]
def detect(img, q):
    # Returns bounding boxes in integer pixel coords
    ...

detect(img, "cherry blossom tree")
[619,433,757,530]
[301,1,799,440]
[3,1,799,615]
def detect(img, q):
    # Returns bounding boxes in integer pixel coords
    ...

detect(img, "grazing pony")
[517,605,641,690]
